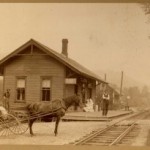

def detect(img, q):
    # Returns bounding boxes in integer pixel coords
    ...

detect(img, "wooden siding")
[3,53,65,109]
[65,85,75,97]
[2,44,98,111]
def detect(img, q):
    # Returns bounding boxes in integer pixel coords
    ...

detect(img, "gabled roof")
[0,39,107,83]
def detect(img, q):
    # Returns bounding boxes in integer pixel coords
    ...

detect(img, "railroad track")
[72,121,139,146]
[72,110,149,146]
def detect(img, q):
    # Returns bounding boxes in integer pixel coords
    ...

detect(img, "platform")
[62,110,133,121]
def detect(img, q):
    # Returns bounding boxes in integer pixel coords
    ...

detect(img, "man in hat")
[102,90,110,116]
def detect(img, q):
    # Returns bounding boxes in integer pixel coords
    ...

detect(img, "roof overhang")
[0,39,107,84]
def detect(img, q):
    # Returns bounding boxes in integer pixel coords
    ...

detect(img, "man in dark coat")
[102,90,110,116]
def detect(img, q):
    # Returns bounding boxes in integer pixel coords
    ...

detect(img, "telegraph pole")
[104,73,107,81]
[120,71,124,97]
[104,73,107,91]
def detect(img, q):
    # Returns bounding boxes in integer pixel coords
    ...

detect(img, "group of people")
[83,98,94,112]
[83,90,110,116]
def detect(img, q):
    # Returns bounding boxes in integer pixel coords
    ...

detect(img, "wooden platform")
[62,110,133,121]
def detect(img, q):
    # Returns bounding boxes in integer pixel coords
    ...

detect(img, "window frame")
[15,76,26,103]
[40,77,52,102]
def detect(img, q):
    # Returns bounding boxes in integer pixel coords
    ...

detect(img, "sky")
[0,3,150,86]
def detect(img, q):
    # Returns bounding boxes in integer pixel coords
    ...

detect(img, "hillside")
[94,70,147,90]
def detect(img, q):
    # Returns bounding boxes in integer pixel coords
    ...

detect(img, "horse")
[26,95,83,136]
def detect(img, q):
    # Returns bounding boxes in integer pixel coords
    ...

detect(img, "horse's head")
[63,95,84,110]
[73,95,84,109]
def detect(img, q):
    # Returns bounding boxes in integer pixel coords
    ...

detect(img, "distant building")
[0,39,106,111]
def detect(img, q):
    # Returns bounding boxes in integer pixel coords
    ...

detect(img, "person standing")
[3,89,10,112]
[102,90,110,116]
[96,93,102,112]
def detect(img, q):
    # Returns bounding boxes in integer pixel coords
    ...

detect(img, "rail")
[73,110,149,146]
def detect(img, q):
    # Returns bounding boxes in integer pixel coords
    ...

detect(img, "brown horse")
[26,95,83,136]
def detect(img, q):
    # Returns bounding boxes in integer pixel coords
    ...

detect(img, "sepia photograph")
[0,2,150,148]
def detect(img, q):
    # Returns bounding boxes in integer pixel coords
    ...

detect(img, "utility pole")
[120,71,124,97]
[104,73,107,91]
[104,73,107,81]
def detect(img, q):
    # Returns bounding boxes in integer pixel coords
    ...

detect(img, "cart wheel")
[0,117,13,137]
[8,114,29,135]
[0,114,28,137]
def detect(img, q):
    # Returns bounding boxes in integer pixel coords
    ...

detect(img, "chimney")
[62,39,68,57]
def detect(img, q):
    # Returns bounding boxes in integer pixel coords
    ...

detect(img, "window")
[41,79,51,101]
[16,78,26,101]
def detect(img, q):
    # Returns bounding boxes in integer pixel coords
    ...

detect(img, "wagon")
[0,109,29,137]
[0,95,82,137]
[0,108,60,137]
[0,106,63,137]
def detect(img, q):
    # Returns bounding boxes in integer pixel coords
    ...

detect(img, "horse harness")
[28,99,67,120]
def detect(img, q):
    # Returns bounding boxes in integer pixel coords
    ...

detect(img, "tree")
[140,85,150,106]
[141,86,149,97]
[122,86,142,107]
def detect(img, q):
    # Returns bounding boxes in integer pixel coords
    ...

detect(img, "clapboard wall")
[3,47,65,109]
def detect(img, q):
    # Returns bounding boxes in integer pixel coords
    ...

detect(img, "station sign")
[65,78,77,84]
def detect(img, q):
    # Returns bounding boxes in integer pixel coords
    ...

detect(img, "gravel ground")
[0,121,106,145]
[132,120,150,146]
[0,111,149,146]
